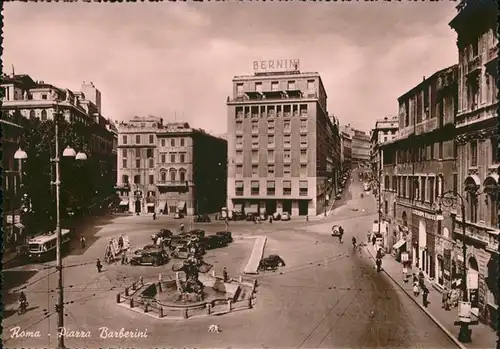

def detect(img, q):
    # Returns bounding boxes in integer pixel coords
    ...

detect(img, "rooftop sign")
[253,59,300,74]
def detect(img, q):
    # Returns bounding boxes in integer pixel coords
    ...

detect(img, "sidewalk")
[365,245,497,349]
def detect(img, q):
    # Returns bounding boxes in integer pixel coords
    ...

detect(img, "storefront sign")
[467,272,479,289]
[412,209,439,221]
[253,59,300,73]
[458,301,471,322]
[401,252,409,262]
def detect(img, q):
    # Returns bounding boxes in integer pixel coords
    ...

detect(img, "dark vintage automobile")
[245,213,258,221]
[151,229,173,242]
[129,249,169,266]
[258,254,286,271]
[232,212,245,221]
[215,231,233,244]
[194,214,211,223]
[171,245,190,259]
[167,235,188,250]
[134,244,161,254]
[200,235,226,250]
[187,229,206,238]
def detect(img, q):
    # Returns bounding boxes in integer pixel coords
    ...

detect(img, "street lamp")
[15,110,87,349]
[439,189,471,343]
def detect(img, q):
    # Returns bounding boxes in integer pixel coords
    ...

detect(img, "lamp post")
[15,110,87,349]
[439,189,471,343]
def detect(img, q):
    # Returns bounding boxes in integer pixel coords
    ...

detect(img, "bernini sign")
[253,59,300,73]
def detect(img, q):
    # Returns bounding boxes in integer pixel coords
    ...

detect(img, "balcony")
[156,180,187,187]
[251,128,259,134]
[415,118,438,135]
[284,142,291,149]
[283,127,292,134]
[300,142,308,149]
[251,143,260,149]
[465,56,481,76]
[300,127,308,134]
[284,157,292,164]
[228,91,318,103]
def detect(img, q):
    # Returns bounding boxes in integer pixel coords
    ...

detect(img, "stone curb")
[364,247,467,349]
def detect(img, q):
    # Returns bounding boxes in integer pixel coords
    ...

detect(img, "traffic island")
[116,273,258,320]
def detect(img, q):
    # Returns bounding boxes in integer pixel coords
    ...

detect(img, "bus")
[27,229,74,262]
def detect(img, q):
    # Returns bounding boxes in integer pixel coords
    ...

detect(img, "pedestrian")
[223,267,229,282]
[413,273,418,285]
[422,286,429,307]
[413,282,420,297]
[418,269,425,288]
[121,253,126,265]
[442,287,450,310]
[269,216,273,223]
[215,213,218,220]
[367,230,371,243]
[338,226,344,243]
[153,212,157,220]
[402,263,408,282]
[376,258,382,273]
[96,259,103,273]
[118,236,124,250]
[372,235,376,246]
[80,236,86,249]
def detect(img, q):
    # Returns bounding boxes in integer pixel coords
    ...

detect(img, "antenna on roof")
[11,64,15,77]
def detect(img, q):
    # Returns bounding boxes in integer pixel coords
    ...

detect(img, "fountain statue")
[172,236,212,302]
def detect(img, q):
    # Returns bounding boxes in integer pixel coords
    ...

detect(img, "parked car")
[281,212,291,221]
[232,212,245,221]
[171,245,190,259]
[151,229,173,242]
[174,212,184,219]
[134,244,160,255]
[272,212,281,220]
[129,249,169,266]
[194,214,211,223]
[216,231,233,244]
[187,229,206,238]
[258,254,286,271]
[167,235,188,250]
[245,213,257,221]
[200,235,227,250]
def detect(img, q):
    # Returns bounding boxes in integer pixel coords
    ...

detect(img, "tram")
[27,229,74,262]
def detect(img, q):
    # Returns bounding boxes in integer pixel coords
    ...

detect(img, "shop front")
[411,208,438,278]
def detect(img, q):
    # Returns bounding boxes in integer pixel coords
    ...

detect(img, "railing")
[156,180,186,186]
[228,92,318,103]
[466,56,481,75]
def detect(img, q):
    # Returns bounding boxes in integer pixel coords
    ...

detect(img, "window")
[470,193,478,223]
[148,158,154,168]
[268,120,275,132]
[267,150,274,161]
[179,170,186,182]
[122,175,129,185]
[252,121,258,131]
[384,200,388,214]
[300,135,307,145]
[135,148,141,158]
[453,174,458,194]
[284,135,291,147]
[255,82,262,93]
[236,120,243,131]
[429,177,435,204]
[252,150,258,160]
[149,135,154,144]
[161,154,166,163]
[122,135,128,145]
[122,159,127,168]
[252,165,258,176]
[439,141,443,159]
[384,175,390,190]
[300,165,307,177]
[430,143,435,160]
[41,110,47,121]
[134,175,141,184]
[267,181,275,195]
[236,164,243,175]
[236,136,243,145]
[268,135,274,145]
[136,159,141,168]
[490,193,498,227]
[284,164,291,176]
[122,149,127,158]
[268,165,275,175]
[284,149,291,160]
[236,150,243,162]
[161,139,166,147]
[180,138,185,147]
[170,169,176,182]
[284,121,291,131]
[287,81,296,90]
[299,181,308,196]
[491,137,498,163]
[236,83,244,96]
[471,140,478,166]
[252,136,259,145]
[42,94,47,100]
[283,180,292,195]
[170,153,176,163]
[421,177,426,202]
[300,119,307,130]
[147,149,153,158]
[271,81,279,91]
[307,80,315,93]
[300,149,307,162]
[180,153,186,163]
[161,171,166,182]
[392,176,397,191]
[251,181,259,195]
[235,181,244,196]
[149,175,154,185]
[136,135,141,144]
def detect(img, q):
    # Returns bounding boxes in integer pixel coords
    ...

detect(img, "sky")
[3,2,459,136]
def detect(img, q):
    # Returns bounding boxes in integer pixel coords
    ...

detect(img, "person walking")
[402,262,408,283]
[96,259,103,273]
[121,253,126,265]
[376,258,382,273]
[413,282,420,297]
[422,285,430,307]
[442,287,450,310]
[269,216,273,223]
[367,230,371,243]
[153,212,157,220]
[338,226,344,243]
[80,236,86,249]
[223,267,229,282]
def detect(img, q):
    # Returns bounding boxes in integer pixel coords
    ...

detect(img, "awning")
[393,239,406,250]
[119,199,129,206]
[147,203,155,207]
[177,201,186,210]
[464,175,481,190]
[234,204,243,213]
[246,204,259,214]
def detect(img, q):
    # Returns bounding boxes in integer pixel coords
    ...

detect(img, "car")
[171,245,190,259]
[272,212,282,220]
[134,244,160,254]
[245,213,257,221]
[232,212,244,221]
[200,235,227,250]
[129,249,169,266]
[215,231,233,244]
[167,235,188,250]
[151,229,173,241]
[281,212,291,221]
[187,229,205,238]
[194,214,211,223]
[258,254,286,271]
[174,212,184,219]
[331,225,342,237]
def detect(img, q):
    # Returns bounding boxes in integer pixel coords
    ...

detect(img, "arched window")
[179,168,186,182]
[29,110,36,119]
[41,110,47,121]
[169,168,177,182]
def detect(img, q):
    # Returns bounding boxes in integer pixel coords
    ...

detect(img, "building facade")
[116,117,227,215]
[226,67,334,217]
[379,64,459,291]
[341,130,352,171]
[329,115,342,195]
[351,129,371,166]
[449,0,499,328]
[370,116,399,180]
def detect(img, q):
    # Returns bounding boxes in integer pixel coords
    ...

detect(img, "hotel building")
[226,65,335,216]
[116,117,227,215]
[449,0,499,328]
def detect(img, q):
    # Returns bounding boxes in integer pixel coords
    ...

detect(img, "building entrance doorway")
[282,200,292,214]
[265,200,277,215]
[298,200,308,216]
